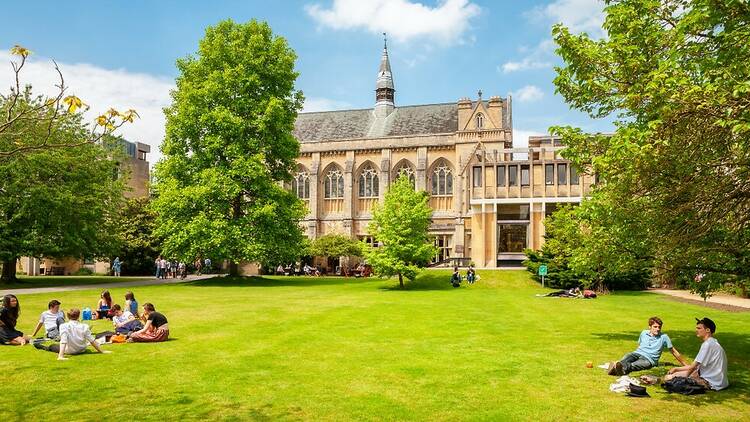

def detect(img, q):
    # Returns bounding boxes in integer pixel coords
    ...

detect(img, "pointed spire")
[375,32,395,113]
[376,32,394,91]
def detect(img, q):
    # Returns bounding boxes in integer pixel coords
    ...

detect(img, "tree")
[551,0,750,295]
[116,197,161,275]
[309,234,363,261]
[1,46,138,158]
[524,198,652,292]
[364,176,436,288]
[152,20,306,275]
[0,91,125,282]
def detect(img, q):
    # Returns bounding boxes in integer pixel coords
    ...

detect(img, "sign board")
[538,265,548,276]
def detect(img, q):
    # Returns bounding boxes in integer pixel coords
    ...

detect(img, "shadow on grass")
[592,330,750,405]
[183,275,373,288]
[378,272,455,291]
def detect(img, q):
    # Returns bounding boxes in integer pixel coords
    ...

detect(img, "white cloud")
[528,0,606,38]
[512,85,544,103]
[0,50,173,166]
[302,97,352,112]
[499,39,555,73]
[305,0,481,44]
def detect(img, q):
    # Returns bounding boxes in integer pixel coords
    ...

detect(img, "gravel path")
[650,288,750,312]
[0,274,218,296]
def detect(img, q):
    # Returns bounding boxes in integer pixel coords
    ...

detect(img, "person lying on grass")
[31,299,66,340]
[608,316,687,376]
[0,294,31,345]
[128,303,169,343]
[111,304,143,334]
[33,308,112,360]
[663,317,729,391]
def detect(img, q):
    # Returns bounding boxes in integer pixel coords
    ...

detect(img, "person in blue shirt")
[608,316,688,375]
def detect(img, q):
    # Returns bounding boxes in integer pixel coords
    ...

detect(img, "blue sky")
[0,0,614,163]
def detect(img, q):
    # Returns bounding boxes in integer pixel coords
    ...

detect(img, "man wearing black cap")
[664,317,729,391]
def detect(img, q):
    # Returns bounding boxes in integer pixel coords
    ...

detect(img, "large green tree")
[364,176,436,288]
[551,0,750,295]
[152,20,306,275]
[116,197,161,275]
[0,90,126,282]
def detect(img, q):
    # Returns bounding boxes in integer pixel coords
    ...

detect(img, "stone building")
[19,140,151,276]
[292,42,593,268]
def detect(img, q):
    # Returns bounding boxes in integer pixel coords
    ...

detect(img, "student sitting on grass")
[664,317,729,391]
[31,300,66,340]
[450,267,461,288]
[128,303,169,343]
[608,316,687,376]
[34,308,112,360]
[95,290,114,320]
[111,304,143,334]
[125,291,139,318]
[0,294,30,345]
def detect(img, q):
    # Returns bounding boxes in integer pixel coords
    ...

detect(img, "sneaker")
[607,362,618,376]
[615,361,625,376]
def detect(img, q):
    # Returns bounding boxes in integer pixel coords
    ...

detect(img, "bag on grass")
[82,308,92,321]
[662,377,707,395]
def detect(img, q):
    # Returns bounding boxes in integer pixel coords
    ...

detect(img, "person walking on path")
[112,257,122,277]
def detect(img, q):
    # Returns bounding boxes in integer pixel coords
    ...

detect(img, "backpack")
[662,377,707,395]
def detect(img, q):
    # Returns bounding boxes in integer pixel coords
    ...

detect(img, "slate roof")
[294,99,511,144]
[294,103,459,143]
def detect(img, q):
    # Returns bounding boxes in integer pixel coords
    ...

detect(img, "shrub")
[73,267,93,276]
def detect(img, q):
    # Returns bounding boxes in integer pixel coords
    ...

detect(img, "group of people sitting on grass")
[606,316,728,392]
[450,266,478,287]
[0,290,170,360]
[274,262,373,277]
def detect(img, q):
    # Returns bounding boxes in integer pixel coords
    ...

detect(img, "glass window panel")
[496,165,506,186]
[521,165,530,186]
[558,163,567,185]
[545,164,554,185]
[508,165,518,186]
[473,166,482,187]
[497,224,528,253]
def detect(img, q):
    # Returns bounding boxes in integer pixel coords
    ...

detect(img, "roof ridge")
[299,101,457,116]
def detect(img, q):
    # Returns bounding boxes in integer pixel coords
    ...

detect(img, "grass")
[2,270,749,421]
[2,275,153,289]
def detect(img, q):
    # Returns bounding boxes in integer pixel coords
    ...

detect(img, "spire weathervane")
[478,89,483,99]
[383,32,387,49]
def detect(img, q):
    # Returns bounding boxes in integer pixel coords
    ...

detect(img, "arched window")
[324,168,344,198]
[431,161,453,196]
[394,162,416,187]
[293,171,310,199]
[358,164,379,198]
[475,113,484,129]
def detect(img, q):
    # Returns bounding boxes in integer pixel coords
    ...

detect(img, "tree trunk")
[1,258,18,283]
[229,261,239,277]
[398,272,404,289]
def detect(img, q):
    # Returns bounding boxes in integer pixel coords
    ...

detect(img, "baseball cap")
[695,317,716,333]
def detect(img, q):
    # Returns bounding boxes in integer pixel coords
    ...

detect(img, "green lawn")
[3,271,748,421]
[2,275,154,289]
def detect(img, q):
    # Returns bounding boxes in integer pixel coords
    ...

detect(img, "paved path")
[1,274,218,295]
[650,289,750,310]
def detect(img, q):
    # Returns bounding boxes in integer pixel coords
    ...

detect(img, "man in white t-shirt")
[31,300,65,340]
[33,309,112,360]
[665,317,729,391]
